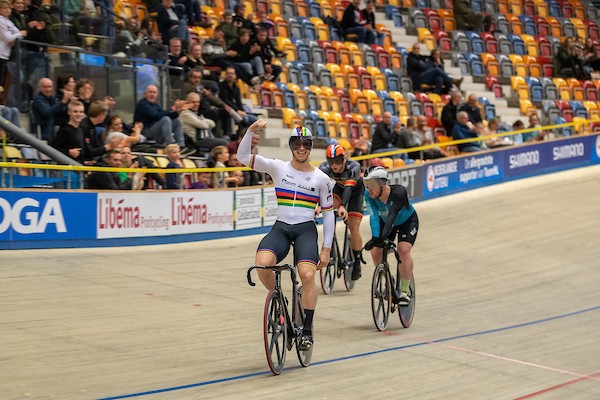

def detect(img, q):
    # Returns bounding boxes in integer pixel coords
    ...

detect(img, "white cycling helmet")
[289,126,314,151]
[289,126,313,139]
[363,166,388,186]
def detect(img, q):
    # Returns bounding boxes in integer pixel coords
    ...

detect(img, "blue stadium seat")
[508,34,525,55]
[569,101,587,118]
[548,0,562,18]
[293,39,311,63]
[385,5,403,27]
[299,17,317,41]
[542,100,561,124]
[383,69,400,92]
[466,31,485,53]
[410,9,429,29]
[526,77,543,102]
[519,15,537,36]
[308,1,321,18]
[466,53,484,76]
[478,96,496,119]
[453,53,471,76]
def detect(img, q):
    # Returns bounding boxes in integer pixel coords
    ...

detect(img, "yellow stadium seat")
[282,108,302,127]
[417,28,436,50]
[509,55,527,77]
[332,41,351,65]
[519,99,537,115]
[571,18,587,39]
[3,145,22,159]
[481,53,499,76]
[566,78,585,101]
[553,78,572,100]
[523,55,541,77]
[511,76,530,100]
[521,34,538,57]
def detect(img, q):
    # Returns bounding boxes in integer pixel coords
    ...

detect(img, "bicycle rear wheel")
[294,287,313,367]
[263,290,287,375]
[398,277,416,328]
[320,236,338,294]
[371,263,391,331]
[342,230,356,291]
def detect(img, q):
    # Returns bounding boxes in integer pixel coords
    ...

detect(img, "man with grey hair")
[180,91,227,152]
[134,84,186,148]
[451,111,480,152]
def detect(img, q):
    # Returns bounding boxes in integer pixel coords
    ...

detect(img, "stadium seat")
[509,54,527,76]
[387,46,403,69]
[566,78,585,101]
[571,18,587,39]
[466,31,485,53]
[481,53,500,76]
[294,39,311,63]
[537,36,553,57]
[434,30,452,52]
[415,92,435,118]
[276,36,297,61]
[519,15,537,36]
[480,32,498,54]
[496,0,509,13]
[583,80,598,101]
[452,31,471,53]
[422,9,442,31]
[453,53,471,76]
[525,77,544,101]
[417,28,436,51]
[332,41,351,65]
[523,55,542,77]
[542,100,561,124]
[546,17,563,37]
[311,18,330,41]
[561,18,576,38]
[316,63,333,86]
[585,19,600,41]
[349,88,369,114]
[484,0,498,14]
[541,77,558,100]
[371,45,391,68]
[410,8,429,29]
[547,0,562,17]
[364,89,384,115]
[553,78,572,100]
[466,53,484,76]
[361,43,378,67]
[508,0,522,14]
[383,68,400,91]
[570,101,587,118]
[437,9,456,32]
[522,0,535,15]
[531,16,550,38]
[508,34,525,55]
[507,14,523,35]
[494,32,513,54]
[494,14,511,35]
[519,99,537,115]
[521,34,538,57]
[486,75,504,98]
[556,100,574,121]
[583,101,600,118]
[390,91,410,116]
[511,76,530,99]
[586,6,598,21]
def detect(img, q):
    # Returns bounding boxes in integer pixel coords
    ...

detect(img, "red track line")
[513,372,600,400]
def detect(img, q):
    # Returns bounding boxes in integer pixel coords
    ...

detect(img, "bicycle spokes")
[264,291,287,374]
[371,264,391,331]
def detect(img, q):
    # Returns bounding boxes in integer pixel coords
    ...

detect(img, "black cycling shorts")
[380,211,419,246]
[258,220,319,267]
[332,180,364,218]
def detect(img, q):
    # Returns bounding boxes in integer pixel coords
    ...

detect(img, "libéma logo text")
[99,197,232,230]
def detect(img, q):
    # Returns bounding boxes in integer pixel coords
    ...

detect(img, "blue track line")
[98,305,600,400]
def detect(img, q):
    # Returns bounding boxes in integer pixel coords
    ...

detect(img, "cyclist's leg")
[293,222,320,347]
[347,183,365,252]
[256,221,292,290]
[396,212,419,298]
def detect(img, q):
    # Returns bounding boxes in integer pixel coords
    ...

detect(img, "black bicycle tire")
[343,229,356,291]
[320,234,338,294]
[371,263,391,331]
[398,277,416,328]
[263,290,287,375]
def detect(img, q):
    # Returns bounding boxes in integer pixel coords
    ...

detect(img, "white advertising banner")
[262,187,278,226]
[234,188,262,230]
[97,192,234,239]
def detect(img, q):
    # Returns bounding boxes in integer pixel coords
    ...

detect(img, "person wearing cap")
[238,120,335,352]
[318,144,366,280]
[363,166,419,306]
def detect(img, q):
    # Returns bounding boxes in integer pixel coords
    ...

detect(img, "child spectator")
[165,143,184,189]
[190,171,210,189]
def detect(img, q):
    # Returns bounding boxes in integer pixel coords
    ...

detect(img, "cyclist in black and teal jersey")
[363,166,419,306]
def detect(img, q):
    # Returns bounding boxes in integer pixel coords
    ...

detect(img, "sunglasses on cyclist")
[327,156,345,166]
[290,137,313,151]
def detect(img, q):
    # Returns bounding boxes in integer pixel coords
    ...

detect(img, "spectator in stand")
[459,94,483,124]
[441,89,463,135]
[0,104,19,126]
[228,128,260,155]
[429,48,460,85]
[156,0,189,48]
[371,111,408,159]
[483,117,513,148]
[164,143,184,189]
[184,42,220,92]
[6,0,27,106]
[204,26,259,86]
[255,10,274,33]
[51,100,120,165]
[175,0,201,27]
[409,115,446,159]
[226,28,265,84]
[454,0,491,32]
[166,37,189,82]
[511,119,525,144]
[210,145,238,188]
[452,111,480,152]
[86,149,132,190]
[132,151,166,189]
[232,3,255,35]
[183,64,219,95]
[103,114,142,147]
[180,91,226,150]
[53,74,76,127]
[341,0,374,44]
[75,78,116,115]
[555,37,589,80]
[118,146,145,190]
[524,113,548,142]
[79,100,110,151]
[395,117,421,160]
[219,66,258,135]
[134,17,167,61]
[134,84,187,148]
[361,0,384,45]
[190,170,210,189]
[216,10,238,48]
[253,26,282,82]
[0,0,23,93]
[32,77,73,141]
[228,150,259,186]
[407,43,458,95]
[583,37,600,72]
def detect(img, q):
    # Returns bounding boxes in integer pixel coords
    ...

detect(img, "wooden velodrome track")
[2,165,600,400]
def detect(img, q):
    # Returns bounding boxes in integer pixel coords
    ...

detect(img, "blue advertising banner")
[591,134,600,164]
[422,152,503,198]
[0,192,97,242]
[504,136,594,178]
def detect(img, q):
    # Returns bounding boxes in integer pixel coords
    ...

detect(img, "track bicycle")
[247,264,313,375]
[369,239,416,331]
[319,212,363,294]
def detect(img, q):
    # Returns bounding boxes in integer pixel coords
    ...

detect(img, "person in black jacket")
[361,0,384,45]
[407,43,454,95]
[156,0,189,47]
[371,111,409,160]
[31,77,72,140]
[253,27,282,82]
[341,0,374,44]
[219,67,258,135]
[440,90,463,135]
[86,149,132,190]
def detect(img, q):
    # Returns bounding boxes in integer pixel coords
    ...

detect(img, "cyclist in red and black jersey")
[319,144,365,280]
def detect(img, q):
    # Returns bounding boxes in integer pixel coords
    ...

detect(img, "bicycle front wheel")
[342,231,356,291]
[320,237,338,294]
[294,286,313,367]
[398,277,416,328]
[263,290,287,375]
[371,263,391,331]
